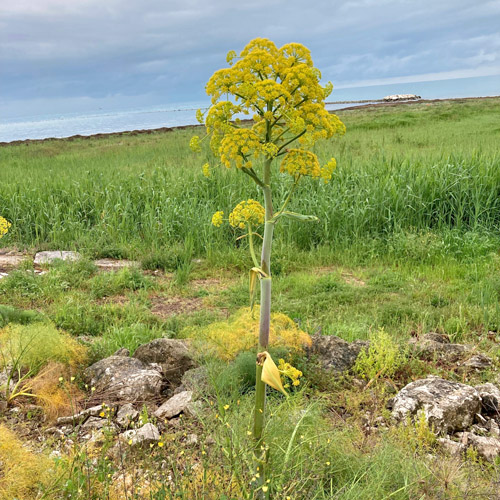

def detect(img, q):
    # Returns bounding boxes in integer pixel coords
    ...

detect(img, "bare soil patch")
[150,296,203,318]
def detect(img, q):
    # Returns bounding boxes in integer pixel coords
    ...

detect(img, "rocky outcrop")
[133,338,196,385]
[84,356,163,402]
[409,333,492,369]
[307,334,368,373]
[389,376,481,434]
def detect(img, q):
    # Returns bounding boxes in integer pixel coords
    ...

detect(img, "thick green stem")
[253,158,274,498]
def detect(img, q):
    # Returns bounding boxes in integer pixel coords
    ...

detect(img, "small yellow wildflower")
[99,412,105,417]
[158,442,164,447]
[0,217,11,239]
[212,211,224,227]
[196,109,204,124]
[262,486,268,492]
[202,163,211,178]
[223,404,230,410]
[280,149,321,179]
[278,358,303,386]
[58,377,64,382]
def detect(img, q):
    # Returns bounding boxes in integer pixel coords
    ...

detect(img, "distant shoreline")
[1,95,498,147]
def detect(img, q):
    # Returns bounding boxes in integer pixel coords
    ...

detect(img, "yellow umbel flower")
[280,149,321,179]
[202,163,211,178]
[320,158,337,183]
[0,216,11,239]
[211,211,224,227]
[189,136,202,152]
[229,200,265,229]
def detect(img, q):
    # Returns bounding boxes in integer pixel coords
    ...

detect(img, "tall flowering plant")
[191,38,345,496]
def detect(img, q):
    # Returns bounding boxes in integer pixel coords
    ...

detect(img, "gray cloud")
[1,0,499,117]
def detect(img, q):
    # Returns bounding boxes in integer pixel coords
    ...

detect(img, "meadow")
[1,97,500,499]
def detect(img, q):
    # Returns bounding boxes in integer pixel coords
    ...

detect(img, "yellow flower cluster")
[280,149,321,179]
[320,158,337,183]
[196,38,346,182]
[202,163,211,178]
[211,211,224,227]
[219,129,261,169]
[0,216,11,239]
[229,199,265,229]
[278,358,303,386]
[189,135,201,153]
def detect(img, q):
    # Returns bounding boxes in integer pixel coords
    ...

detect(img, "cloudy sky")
[1,0,499,118]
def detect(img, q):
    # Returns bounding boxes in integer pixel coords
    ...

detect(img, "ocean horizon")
[1,74,498,143]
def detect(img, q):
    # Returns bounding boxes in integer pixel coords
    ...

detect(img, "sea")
[0,74,498,143]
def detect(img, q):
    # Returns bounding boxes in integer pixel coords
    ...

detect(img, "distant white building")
[383,94,421,101]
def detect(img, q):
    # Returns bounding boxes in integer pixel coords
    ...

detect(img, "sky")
[1,0,499,119]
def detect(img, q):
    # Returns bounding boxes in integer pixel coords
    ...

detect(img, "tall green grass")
[1,98,499,262]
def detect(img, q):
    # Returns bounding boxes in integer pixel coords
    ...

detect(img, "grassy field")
[1,98,500,499]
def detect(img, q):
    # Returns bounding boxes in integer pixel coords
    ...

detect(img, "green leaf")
[273,211,319,223]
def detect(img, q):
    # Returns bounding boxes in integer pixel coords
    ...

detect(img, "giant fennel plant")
[190,38,345,496]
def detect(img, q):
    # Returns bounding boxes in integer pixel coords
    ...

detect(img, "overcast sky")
[1,0,499,117]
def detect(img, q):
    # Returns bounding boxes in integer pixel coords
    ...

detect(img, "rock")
[113,347,130,357]
[116,403,139,427]
[184,400,204,419]
[34,251,81,266]
[133,339,196,385]
[174,367,209,398]
[0,254,26,270]
[307,334,369,372]
[437,437,466,456]
[390,376,481,434]
[56,404,107,426]
[94,259,140,270]
[185,433,198,446]
[457,432,500,462]
[475,383,500,414]
[119,423,160,447]
[464,354,492,371]
[84,356,162,402]
[0,368,15,394]
[409,333,470,363]
[154,391,193,420]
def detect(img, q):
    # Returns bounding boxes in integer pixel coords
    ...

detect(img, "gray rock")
[457,432,500,462]
[0,368,15,394]
[84,356,162,402]
[464,354,492,371]
[174,366,209,398]
[391,376,481,434]
[154,390,193,420]
[34,251,81,266]
[94,259,139,270]
[475,383,500,414]
[113,347,130,357]
[56,404,107,426]
[409,333,470,362]
[307,334,369,372]
[185,433,198,446]
[119,423,160,447]
[116,403,139,427]
[133,338,196,385]
[437,437,466,456]
[184,400,204,419]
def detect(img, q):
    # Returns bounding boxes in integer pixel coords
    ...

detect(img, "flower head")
[229,200,265,229]
[211,211,224,227]
[0,217,11,239]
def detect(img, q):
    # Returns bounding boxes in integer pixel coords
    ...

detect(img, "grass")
[1,98,500,498]
[0,98,499,263]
